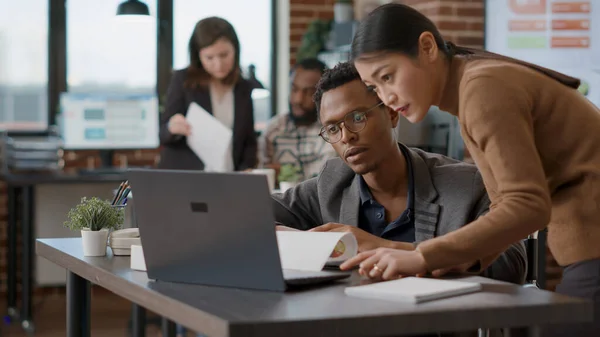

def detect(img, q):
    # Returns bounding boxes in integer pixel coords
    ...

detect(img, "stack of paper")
[185,102,233,172]
[344,277,482,303]
[109,228,141,256]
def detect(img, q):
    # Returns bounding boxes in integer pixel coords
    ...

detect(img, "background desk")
[1,171,128,333]
[37,238,592,337]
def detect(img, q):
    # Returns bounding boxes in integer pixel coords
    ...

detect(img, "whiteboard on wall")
[484,0,599,107]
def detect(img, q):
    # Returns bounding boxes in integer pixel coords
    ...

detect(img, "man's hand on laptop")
[309,223,414,253]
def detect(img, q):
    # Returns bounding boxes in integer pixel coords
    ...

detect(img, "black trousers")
[541,258,600,337]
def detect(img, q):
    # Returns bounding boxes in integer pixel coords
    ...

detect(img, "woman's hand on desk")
[340,248,428,281]
[168,113,192,136]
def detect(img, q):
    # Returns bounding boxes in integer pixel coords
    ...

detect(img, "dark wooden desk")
[1,171,126,333]
[36,238,592,337]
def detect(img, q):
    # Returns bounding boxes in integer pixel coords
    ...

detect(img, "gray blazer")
[272,145,527,284]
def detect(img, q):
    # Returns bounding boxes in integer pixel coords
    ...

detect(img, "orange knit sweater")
[418,52,600,271]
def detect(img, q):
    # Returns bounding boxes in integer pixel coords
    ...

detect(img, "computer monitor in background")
[58,92,159,171]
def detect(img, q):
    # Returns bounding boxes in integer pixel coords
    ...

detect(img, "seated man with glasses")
[271,61,526,284]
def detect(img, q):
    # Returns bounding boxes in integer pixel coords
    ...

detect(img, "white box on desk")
[130,245,146,271]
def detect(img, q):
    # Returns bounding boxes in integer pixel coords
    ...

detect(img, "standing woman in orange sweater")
[158,17,257,171]
[340,4,600,336]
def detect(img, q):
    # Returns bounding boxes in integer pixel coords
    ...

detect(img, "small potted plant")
[296,19,333,61]
[278,164,302,192]
[64,197,125,256]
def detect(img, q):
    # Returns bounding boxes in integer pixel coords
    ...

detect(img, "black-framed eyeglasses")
[319,101,384,144]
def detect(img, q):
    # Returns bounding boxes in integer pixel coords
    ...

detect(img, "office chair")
[477,232,541,337]
[523,232,540,289]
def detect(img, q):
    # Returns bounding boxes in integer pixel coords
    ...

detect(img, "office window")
[173,0,273,129]
[67,0,157,94]
[0,0,48,130]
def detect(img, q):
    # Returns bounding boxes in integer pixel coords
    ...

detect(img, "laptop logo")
[190,202,208,213]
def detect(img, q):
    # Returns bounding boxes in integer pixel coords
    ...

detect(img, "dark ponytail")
[444,41,475,57]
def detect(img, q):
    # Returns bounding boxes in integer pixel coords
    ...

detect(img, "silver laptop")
[126,168,351,292]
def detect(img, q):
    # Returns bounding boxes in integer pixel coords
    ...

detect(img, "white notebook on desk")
[345,277,482,304]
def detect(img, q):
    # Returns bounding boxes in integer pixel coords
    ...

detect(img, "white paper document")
[185,102,233,172]
[275,231,358,271]
[344,277,482,304]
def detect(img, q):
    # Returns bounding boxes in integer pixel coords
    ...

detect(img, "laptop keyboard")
[282,269,351,285]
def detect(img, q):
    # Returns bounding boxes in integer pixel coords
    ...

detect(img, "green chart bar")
[508,36,547,49]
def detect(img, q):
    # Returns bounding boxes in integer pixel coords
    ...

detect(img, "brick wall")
[289,0,485,65]
[402,0,485,48]
[288,0,562,290]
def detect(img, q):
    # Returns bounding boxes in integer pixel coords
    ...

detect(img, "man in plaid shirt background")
[259,58,337,181]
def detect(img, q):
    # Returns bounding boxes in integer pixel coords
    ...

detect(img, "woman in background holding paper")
[157,17,257,172]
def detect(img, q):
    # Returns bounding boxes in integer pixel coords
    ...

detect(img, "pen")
[117,187,129,205]
[112,181,129,205]
[111,182,125,205]
[118,188,131,205]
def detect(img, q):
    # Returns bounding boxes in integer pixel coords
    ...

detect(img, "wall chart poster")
[485,0,599,107]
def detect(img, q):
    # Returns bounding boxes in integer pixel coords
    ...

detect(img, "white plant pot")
[81,229,109,257]
[279,181,298,192]
[334,3,354,23]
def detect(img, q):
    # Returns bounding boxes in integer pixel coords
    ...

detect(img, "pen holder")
[111,203,128,231]
[112,204,127,211]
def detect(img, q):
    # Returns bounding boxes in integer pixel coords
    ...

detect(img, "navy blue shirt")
[357,145,415,242]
